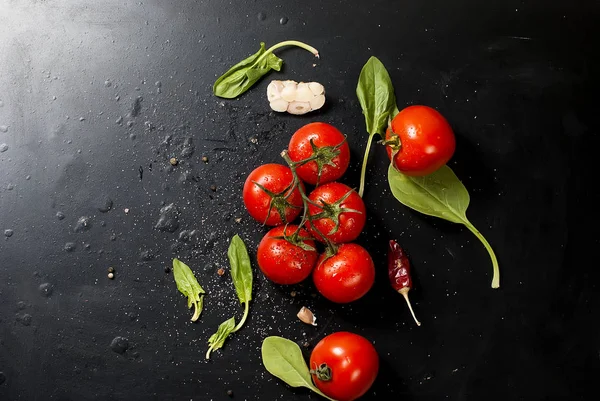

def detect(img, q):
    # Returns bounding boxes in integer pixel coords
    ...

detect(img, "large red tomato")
[310,332,379,401]
[242,164,303,226]
[257,225,318,285]
[307,182,366,244]
[385,105,456,176]
[312,243,375,303]
[288,122,350,186]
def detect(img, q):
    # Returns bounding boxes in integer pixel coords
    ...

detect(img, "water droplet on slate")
[127,121,134,128]
[154,203,179,232]
[0,100,4,107]
[139,249,156,261]
[279,16,288,25]
[6,183,14,190]
[0,143,8,152]
[257,12,266,21]
[130,96,143,117]
[17,301,26,310]
[104,80,112,87]
[0,125,7,133]
[4,229,13,237]
[97,196,113,213]
[155,81,162,87]
[17,313,32,326]
[116,116,123,125]
[56,211,65,220]
[109,336,129,354]
[64,242,76,252]
[25,175,31,180]
[73,216,91,233]
[39,283,53,297]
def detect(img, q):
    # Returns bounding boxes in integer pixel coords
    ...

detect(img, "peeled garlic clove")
[280,82,298,102]
[295,82,313,102]
[270,99,289,112]
[309,94,326,110]
[267,81,284,102]
[309,82,325,96]
[297,306,317,326]
[287,101,311,115]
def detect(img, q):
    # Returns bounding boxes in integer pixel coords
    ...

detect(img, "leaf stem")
[464,222,500,289]
[358,133,375,198]
[256,40,319,65]
[191,302,200,322]
[232,301,250,333]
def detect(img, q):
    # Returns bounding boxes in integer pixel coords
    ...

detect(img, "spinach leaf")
[172,258,205,321]
[228,234,253,305]
[356,56,397,137]
[213,43,282,99]
[356,56,398,197]
[213,40,319,99]
[206,316,236,359]
[261,337,336,401]
[388,164,500,288]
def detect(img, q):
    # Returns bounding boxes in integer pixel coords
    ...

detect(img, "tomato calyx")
[310,189,363,236]
[292,138,347,187]
[252,180,301,225]
[310,362,332,382]
[270,227,317,252]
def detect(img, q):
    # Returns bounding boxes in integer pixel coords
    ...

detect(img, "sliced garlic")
[267,80,326,115]
[297,306,317,326]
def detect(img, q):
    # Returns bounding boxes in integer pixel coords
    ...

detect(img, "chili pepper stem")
[398,287,421,326]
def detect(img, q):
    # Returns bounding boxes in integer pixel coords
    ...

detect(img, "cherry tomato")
[243,164,303,226]
[313,243,375,303]
[257,225,318,285]
[385,105,456,176]
[307,182,366,244]
[288,122,350,186]
[310,332,379,401]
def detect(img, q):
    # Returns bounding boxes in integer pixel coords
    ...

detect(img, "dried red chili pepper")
[388,240,421,326]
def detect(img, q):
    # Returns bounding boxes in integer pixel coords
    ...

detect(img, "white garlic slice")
[267,80,326,115]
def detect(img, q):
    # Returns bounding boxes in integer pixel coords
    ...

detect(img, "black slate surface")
[1,1,599,400]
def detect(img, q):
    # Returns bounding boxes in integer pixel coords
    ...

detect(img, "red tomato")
[310,332,379,401]
[257,225,318,285]
[385,105,456,176]
[288,122,350,186]
[307,182,366,244]
[313,243,375,303]
[243,164,303,226]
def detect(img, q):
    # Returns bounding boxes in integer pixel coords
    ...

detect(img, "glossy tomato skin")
[288,122,350,185]
[243,164,303,226]
[313,243,375,303]
[310,332,379,401]
[385,105,456,176]
[257,225,318,285]
[307,182,366,244]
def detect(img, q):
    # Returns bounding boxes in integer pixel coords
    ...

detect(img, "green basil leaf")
[172,258,205,321]
[261,337,336,401]
[228,234,253,305]
[206,316,236,359]
[213,42,283,99]
[388,164,500,288]
[356,56,397,136]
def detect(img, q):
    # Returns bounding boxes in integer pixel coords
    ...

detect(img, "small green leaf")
[172,258,205,321]
[206,316,236,359]
[228,235,253,305]
[213,42,282,99]
[356,56,397,136]
[388,164,500,288]
[261,337,336,401]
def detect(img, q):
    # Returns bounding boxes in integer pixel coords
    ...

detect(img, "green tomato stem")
[358,133,376,198]
[256,40,319,65]
[232,301,250,333]
[464,221,500,289]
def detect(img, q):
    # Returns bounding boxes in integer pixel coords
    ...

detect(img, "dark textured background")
[1,0,599,400]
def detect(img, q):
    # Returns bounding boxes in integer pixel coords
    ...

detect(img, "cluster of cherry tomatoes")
[242,122,375,304]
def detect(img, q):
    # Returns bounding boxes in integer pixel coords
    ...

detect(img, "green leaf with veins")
[206,316,236,359]
[172,258,205,322]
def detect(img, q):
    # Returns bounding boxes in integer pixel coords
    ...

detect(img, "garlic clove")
[287,101,311,115]
[280,82,298,103]
[297,306,317,326]
[270,99,289,112]
[309,82,325,96]
[267,81,284,102]
[309,94,326,111]
[295,82,313,102]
